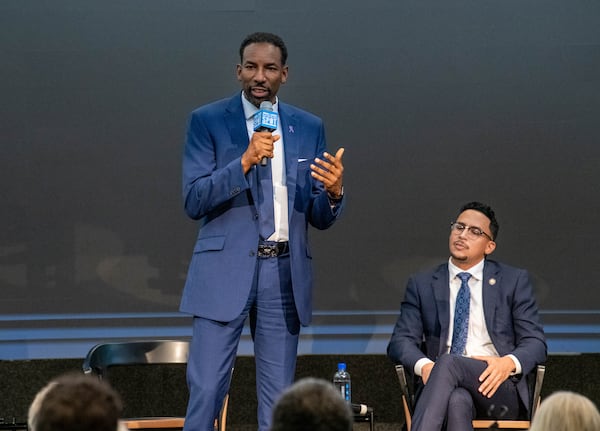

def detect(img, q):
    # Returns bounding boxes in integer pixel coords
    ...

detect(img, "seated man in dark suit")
[387,201,547,431]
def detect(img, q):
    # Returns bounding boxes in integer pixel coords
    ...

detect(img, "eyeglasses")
[450,222,493,241]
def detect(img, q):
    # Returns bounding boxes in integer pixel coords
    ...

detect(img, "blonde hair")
[529,391,600,431]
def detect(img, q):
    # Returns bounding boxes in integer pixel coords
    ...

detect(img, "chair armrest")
[394,365,413,415]
[530,365,545,419]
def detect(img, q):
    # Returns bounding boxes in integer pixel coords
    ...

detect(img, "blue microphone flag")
[253,101,278,132]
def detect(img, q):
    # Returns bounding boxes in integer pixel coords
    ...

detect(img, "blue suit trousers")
[184,254,300,431]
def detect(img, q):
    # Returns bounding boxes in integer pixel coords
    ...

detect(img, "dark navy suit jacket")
[180,93,344,325]
[387,259,547,412]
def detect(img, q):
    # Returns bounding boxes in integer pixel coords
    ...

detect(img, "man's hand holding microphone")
[241,101,280,173]
[241,100,345,199]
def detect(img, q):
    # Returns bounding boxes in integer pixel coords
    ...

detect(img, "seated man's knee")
[448,388,475,417]
[449,388,473,409]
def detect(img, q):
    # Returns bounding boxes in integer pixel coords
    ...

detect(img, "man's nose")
[254,67,267,82]
[457,228,469,238]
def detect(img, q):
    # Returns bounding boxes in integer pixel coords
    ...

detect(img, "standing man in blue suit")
[388,202,546,431]
[180,32,345,431]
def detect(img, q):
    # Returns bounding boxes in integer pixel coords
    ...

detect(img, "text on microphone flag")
[253,109,278,131]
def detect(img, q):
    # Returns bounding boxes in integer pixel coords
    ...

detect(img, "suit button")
[254,214,259,220]
[249,251,256,257]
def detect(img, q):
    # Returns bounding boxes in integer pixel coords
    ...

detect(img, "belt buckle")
[258,244,277,258]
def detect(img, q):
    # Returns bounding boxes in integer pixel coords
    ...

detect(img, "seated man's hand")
[422,362,435,385]
[473,355,516,398]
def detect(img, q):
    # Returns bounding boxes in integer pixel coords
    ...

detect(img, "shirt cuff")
[414,357,434,376]
[507,354,522,375]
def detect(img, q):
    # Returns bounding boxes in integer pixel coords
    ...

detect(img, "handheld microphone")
[351,403,370,415]
[253,100,278,166]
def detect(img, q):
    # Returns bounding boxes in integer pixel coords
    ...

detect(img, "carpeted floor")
[1,353,598,429]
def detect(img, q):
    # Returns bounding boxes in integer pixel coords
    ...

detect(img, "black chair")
[394,364,545,430]
[83,340,230,431]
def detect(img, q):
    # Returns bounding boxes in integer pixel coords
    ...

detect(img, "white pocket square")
[298,158,309,162]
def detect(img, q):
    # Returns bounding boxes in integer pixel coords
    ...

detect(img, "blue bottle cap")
[338,362,346,371]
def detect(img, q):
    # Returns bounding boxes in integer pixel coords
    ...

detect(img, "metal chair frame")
[394,363,545,430]
[83,339,229,431]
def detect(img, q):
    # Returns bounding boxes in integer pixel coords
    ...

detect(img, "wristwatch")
[327,186,344,203]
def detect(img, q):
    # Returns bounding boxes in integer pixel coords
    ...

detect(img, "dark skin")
[237,42,344,198]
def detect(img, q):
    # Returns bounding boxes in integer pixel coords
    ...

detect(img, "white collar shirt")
[241,92,288,241]
[447,258,499,357]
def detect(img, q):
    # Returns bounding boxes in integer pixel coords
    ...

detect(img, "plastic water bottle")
[333,362,351,401]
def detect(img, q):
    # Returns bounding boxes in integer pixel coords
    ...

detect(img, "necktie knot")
[457,272,472,284]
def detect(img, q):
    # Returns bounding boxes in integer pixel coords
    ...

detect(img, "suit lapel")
[279,104,299,218]
[482,260,500,334]
[432,265,450,356]
[224,94,248,150]
[224,95,258,202]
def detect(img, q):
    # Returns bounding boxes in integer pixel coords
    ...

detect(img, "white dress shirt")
[447,258,498,357]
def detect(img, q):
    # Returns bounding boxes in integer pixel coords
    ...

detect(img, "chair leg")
[402,396,412,431]
[217,393,229,431]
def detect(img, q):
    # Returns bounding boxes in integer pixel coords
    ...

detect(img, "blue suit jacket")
[180,94,344,325]
[387,259,547,411]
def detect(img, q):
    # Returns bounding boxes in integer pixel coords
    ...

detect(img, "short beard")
[450,252,468,262]
[243,89,270,108]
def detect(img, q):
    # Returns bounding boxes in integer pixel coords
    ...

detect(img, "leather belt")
[257,241,290,258]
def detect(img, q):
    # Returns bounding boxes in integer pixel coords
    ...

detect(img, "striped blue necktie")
[450,272,472,355]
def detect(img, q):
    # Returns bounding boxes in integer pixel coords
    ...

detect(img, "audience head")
[28,372,124,431]
[271,377,353,431]
[528,390,600,431]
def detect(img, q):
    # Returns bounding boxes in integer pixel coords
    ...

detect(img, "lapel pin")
[288,125,295,134]
[489,278,496,286]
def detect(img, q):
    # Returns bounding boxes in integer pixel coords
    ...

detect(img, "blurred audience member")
[529,390,600,431]
[28,372,124,431]
[271,377,353,431]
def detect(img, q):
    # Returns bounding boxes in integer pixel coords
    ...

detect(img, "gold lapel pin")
[489,278,496,286]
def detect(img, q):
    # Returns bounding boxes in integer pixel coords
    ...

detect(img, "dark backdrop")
[2,1,599,320]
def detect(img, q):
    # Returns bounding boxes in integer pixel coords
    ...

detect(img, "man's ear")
[281,65,289,84]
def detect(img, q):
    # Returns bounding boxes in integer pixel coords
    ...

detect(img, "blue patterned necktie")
[450,272,472,355]
[257,160,275,240]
